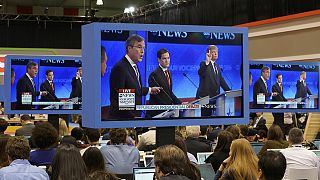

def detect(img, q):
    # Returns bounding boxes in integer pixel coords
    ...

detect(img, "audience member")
[280,128,320,179]
[0,136,49,179]
[29,122,58,166]
[80,128,101,155]
[58,118,69,137]
[0,134,10,168]
[89,170,119,180]
[154,144,201,180]
[51,144,88,180]
[198,125,213,146]
[225,125,240,140]
[15,115,35,136]
[174,135,198,165]
[136,128,156,151]
[207,126,222,142]
[258,125,288,156]
[71,127,88,148]
[258,151,286,180]
[100,128,139,174]
[82,147,105,174]
[215,138,259,180]
[185,126,211,159]
[205,131,233,172]
[0,118,8,135]
[60,135,77,146]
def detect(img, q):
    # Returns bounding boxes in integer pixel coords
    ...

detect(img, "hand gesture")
[150,87,161,95]
[205,50,212,65]
[41,91,48,96]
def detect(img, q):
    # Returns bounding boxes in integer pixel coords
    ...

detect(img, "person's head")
[239,124,249,137]
[125,34,145,64]
[45,70,54,81]
[276,73,282,84]
[157,48,170,69]
[109,128,127,145]
[0,134,10,168]
[288,128,303,145]
[85,128,100,144]
[256,112,263,117]
[71,127,85,141]
[32,122,58,149]
[82,147,105,174]
[186,126,200,138]
[173,135,188,157]
[101,46,107,76]
[200,126,208,136]
[258,151,286,180]
[0,118,8,134]
[154,144,200,180]
[52,144,88,180]
[77,67,82,77]
[214,131,233,153]
[300,71,306,80]
[60,135,77,146]
[20,114,32,125]
[267,125,284,142]
[228,138,259,179]
[225,125,240,140]
[6,136,30,162]
[261,66,270,81]
[206,45,218,61]
[11,67,15,85]
[26,61,38,78]
[88,170,118,180]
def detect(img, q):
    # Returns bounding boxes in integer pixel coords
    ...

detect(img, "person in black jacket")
[40,70,60,105]
[147,48,181,117]
[295,71,312,107]
[272,73,287,134]
[15,61,47,110]
[70,67,82,109]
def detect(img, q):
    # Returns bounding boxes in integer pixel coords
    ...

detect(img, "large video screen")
[4,55,82,114]
[249,61,319,112]
[82,23,249,128]
[0,56,4,101]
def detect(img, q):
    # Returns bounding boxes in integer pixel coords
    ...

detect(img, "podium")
[33,97,80,109]
[271,95,318,109]
[182,96,209,117]
[210,90,242,116]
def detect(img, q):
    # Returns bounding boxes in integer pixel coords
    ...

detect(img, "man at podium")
[272,73,287,133]
[147,48,181,117]
[196,45,230,116]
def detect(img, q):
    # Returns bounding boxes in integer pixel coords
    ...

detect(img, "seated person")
[0,118,8,135]
[100,128,139,174]
[258,151,287,180]
[15,115,35,137]
[29,122,58,166]
[184,126,211,159]
[258,125,288,156]
[80,128,101,156]
[0,136,49,179]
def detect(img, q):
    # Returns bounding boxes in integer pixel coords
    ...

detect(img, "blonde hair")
[226,139,259,180]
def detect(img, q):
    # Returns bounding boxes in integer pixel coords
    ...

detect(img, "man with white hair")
[184,126,211,159]
[280,128,320,179]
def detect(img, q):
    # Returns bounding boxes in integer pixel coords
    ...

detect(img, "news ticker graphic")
[136,104,201,111]
[118,89,135,110]
[21,92,32,104]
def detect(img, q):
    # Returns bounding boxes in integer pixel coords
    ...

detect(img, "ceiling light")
[96,0,103,6]
[0,5,3,7]
[129,7,135,13]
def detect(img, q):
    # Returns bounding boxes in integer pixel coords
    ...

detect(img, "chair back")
[288,167,318,180]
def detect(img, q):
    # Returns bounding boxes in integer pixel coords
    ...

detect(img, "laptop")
[143,155,154,167]
[133,167,155,180]
[196,163,215,180]
[197,152,213,164]
[250,143,264,154]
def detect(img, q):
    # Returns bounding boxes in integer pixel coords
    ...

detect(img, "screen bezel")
[82,22,249,128]
[249,60,320,113]
[4,55,82,114]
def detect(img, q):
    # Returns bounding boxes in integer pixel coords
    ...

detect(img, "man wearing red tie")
[272,73,287,134]
[40,70,60,107]
[147,48,181,117]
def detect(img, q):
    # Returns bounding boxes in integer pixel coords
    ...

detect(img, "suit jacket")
[196,61,230,99]
[147,66,181,117]
[16,74,40,110]
[109,57,149,119]
[252,77,271,108]
[15,123,35,136]
[70,77,82,99]
[185,137,211,159]
[40,80,59,102]
[295,80,312,99]
[272,83,287,102]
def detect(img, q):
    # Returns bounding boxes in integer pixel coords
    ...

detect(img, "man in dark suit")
[272,73,287,134]
[109,34,161,119]
[16,61,47,110]
[295,71,312,103]
[101,46,107,77]
[196,45,231,116]
[40,70,60,106]
[70,67,82,109]
[252,66,277,108]
[184,126,211,159]
[147,48,181,117]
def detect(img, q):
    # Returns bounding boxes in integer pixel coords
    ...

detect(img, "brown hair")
[0,135,10,167]
[109,128,127,145]
[6,136,31,161]
[267,125,284,142]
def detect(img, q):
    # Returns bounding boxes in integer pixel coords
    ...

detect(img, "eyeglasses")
[132,45,145,50]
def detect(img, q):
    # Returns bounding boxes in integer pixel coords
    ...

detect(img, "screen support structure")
[156,127,175,147]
